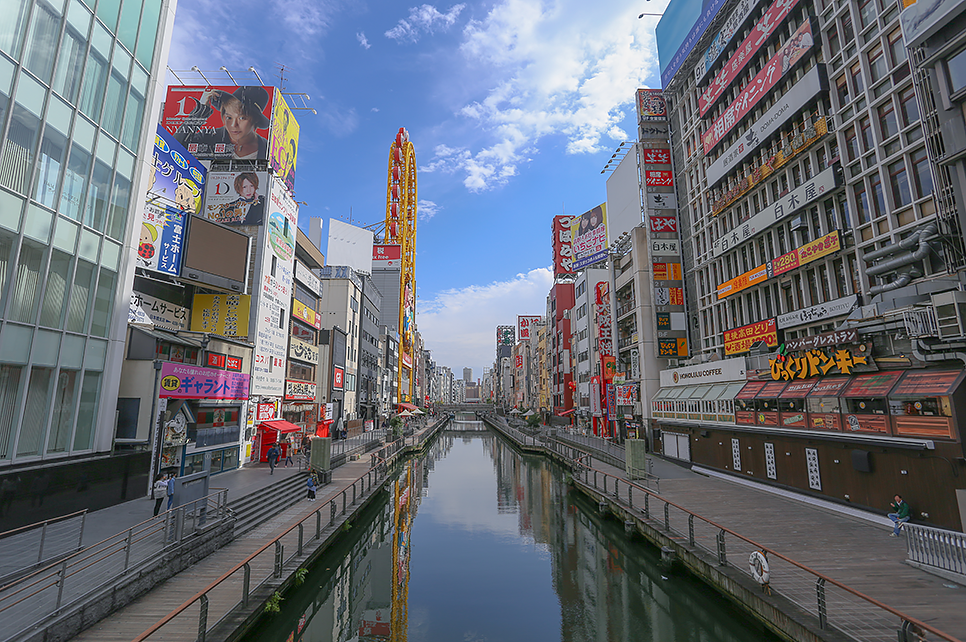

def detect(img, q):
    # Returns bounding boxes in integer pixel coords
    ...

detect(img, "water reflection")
[242,418,777,641]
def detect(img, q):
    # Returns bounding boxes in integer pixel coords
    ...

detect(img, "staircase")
[228,471,310,536]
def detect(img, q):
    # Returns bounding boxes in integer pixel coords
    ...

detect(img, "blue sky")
[166,0,667,378]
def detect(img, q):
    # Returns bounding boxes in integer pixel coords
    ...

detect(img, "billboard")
[203,171,269,225]
[518,315,542,340]
[571,204,608,270]
[717,264,770,299]
[190,294,251,336]
[552,215,576,275]
[693,0,766,85]
[328,219,375,275]
[269,90,299,191]
[717,231,841,299]
[724,319,778,355]
[656,0,730,88]
[137,204,185,276]
[497,325,516,346]
[251,177,298,395]
[149,125,206,214]
[159,363,249,400]
[698,0,807,116]
[702,20,815,154]
[162,86,274,160]
[637,89,668,121]
[372,244,402,269]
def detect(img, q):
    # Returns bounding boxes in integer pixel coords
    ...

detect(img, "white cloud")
[417,199,440,221]
[356,32,371,49]
[385,3,466,43]
[417,267,552,375]
[423,0,663,191]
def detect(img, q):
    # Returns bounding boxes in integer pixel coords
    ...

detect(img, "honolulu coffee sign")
[660,357,747,387]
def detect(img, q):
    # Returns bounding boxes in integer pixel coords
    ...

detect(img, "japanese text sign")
[723,319,777,355]
[518,315,542,340]
[552,215,576,275]
[190,294,251,337]
[649,216,678,233]
[159,363,249,400]
[770,346,869,380]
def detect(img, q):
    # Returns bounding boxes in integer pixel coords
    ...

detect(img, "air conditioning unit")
[931,290,966,339]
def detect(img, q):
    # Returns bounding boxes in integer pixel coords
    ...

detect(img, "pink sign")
[702,20,814,154]
[699,0,806,116]
[649,216,678,233]
[159,363,250,399]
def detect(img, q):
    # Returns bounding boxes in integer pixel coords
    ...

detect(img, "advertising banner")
[159,363,250,399]
[778,294,858,329]
[640,123,670,140]
[650,239,681,256]
[137,204,185,276]
[645,170,674,186]
[637,89,668,121]
[717,264,769,299]
[660,357,747,386]
[269,89,299,192]
[332,366,344,390]
[149,125,206,214]
[552,215,576,275]
[252,177,298,395]
[162,86,274,160]
[724,318,778,355]
[656,0,730,88]
[653,262,683,281]
[289,337,319,364]
[706,65,827,188]
[590,376,602,415]
[515,355,523,368]
[643,148,671,164]
[131,292,188,331]
[699,0,806,115]
[190,294,251,336]
[616,384,637,406]
[772,230,840,276]
[655,286,685,305]
[256,402,277,421]
[658,338,690,357]
[497,325,516,346]
[203,171,269,225]
[693,0,765,85]
[713,164,837,257]
[372,244,402,269]
[292,299,321,329]
[285,379,316,401]
[517,315,542,340]
[769,344,870,380]
[785,328,858,351]
[595,281,613,358]
[294,261,321,297]
[649,216,678,233]
[703,20,815,154]
[570,204,608,270]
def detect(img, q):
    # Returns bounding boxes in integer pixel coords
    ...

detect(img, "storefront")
[256,419,304,462]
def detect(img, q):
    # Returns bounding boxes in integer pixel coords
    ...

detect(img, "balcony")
[616,300,637,319]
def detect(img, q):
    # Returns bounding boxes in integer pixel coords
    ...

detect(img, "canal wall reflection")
[242,421,776,641]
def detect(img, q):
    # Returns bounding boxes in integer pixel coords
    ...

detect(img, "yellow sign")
[190,294,251,337]
[770,347,868,380]
[292,299,321,329]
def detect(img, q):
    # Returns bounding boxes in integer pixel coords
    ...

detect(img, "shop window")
[890,397,950,417]
[845,398,888,414]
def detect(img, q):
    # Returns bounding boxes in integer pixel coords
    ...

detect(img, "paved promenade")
[582,444,966,641]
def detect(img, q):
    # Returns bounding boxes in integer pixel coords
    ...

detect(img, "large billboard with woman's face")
[162,86,275,161]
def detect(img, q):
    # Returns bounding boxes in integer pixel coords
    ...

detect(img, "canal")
[242,415,781,641]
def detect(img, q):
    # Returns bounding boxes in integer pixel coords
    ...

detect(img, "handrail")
[0,509,88,540]
[570,458,960,642]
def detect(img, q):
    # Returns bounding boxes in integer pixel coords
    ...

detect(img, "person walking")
[888,494,911,536]
[166,472,175,511]
[267,444,279,475]
[284,440,294,467]
[306,475,317,501]
[152,475,168,516]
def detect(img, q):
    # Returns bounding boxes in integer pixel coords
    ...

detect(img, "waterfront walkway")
[552,429,966,641]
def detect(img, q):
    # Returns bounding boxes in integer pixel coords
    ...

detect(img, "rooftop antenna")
[275,63,288,91]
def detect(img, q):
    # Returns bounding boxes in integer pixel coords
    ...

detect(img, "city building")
[319,265,363,430]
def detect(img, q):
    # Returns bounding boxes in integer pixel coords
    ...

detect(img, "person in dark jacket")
[267,444,280,475]
[888,494,911,536]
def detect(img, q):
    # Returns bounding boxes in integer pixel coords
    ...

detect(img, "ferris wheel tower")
[384,128,418,404]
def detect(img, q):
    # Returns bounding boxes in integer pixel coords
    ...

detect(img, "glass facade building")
[0,0,173,468]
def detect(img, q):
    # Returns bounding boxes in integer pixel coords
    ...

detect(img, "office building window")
[878,101,897,140]
[72,370,100,452]
[48,369,79,453]
[912,148,933,197]
[18,365,53,456]
[854,182,871,224]
[948,47,966,94]
[888,160,912,208]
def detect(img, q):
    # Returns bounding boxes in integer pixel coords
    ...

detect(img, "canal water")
[242,415,780,641]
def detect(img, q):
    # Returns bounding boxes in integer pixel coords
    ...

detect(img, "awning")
[652,388,675,401]
[687,385,712,399]
[259,420,302,433]
[842,371,903,398]
[397,402,418,411]
[735,381,767,399]
[807,376,851,397]
[717,382,747,400]
[557,408,577,416]
[755,381,788,399]
[702,383,729,400]
[134,327,204,348]
[781,380,816,398]
[665,386,689,399]
[890,370,966,397]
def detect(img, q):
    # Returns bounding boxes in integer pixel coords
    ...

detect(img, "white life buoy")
[749,550,770,584]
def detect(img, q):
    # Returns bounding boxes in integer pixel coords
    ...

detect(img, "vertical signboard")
[251,177,298,395]
[552,215,576,276]
[639,88,689,359]
[517,316,542,340]
[137,204,186,276]
[269,89,299,192]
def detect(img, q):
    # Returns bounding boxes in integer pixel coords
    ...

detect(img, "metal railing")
[0,509,87,585]
[130,467,389,642]
[0,489,229,642]
[555,432,626,463]
[570,461,958,642]
[480,414,543,448]
[905,523,966,578]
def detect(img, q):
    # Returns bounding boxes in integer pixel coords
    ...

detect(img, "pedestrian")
[888,494,911,536]
[166,472,175,511]
[285,441,294,467]
[306,475,317,501]
[267,444,279,475]
[152,475,168,516]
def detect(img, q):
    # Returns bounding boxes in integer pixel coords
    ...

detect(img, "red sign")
[649,216,678,233]
[643,148,671,164]
[699,0,807,116]
[207,352,226,369]
[256,402,276,421]
[552,215,575,275]
[332,366,344,390]
[518,315,542,340]
[372,244,402,268]
[702,20,815,154]
[226,355,242,371]
[515,355,523,368]
[723,319,778,355]
[645,170,674,186]
[653,262,682,281]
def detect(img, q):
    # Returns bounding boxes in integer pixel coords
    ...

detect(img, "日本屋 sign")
[159,364,250,399]
[723,319,777,355]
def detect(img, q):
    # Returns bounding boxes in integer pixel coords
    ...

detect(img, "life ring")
[749,550,770,584]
